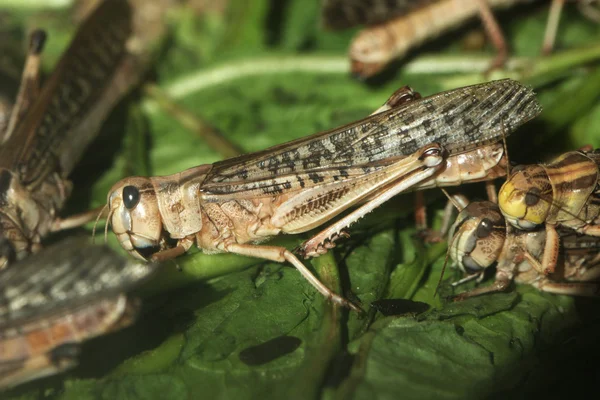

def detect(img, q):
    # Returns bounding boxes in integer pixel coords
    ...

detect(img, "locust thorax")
[107,177,165,261]
[0,168,43,268]
[448,201,506,274]
[498,165,552,230]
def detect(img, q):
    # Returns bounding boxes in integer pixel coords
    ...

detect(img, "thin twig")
[143,84,243,159]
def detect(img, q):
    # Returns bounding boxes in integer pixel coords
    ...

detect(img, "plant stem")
[147,44,600,102]
[0,0,72,8]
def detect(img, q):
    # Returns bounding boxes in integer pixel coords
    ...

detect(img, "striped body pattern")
[499,149,600,231]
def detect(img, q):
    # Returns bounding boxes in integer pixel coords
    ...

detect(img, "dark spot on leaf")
[272,86,299,105]
[454,324,465,336]
[197,335,237,362]
[508,337,524,355]
[238,335,302,366]
[370,299,430,316]
[325,351,354,387]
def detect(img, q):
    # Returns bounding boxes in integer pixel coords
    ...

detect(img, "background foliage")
[1,0,600,398]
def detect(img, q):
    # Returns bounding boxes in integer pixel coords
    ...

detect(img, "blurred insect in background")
[0,237,160,389]
[0,0,165,269]
[321,0,590,78]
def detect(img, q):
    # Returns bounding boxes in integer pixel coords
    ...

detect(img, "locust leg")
[578,0,600,23]
[150,237,195,262]
[521,224,560,275]
[576,224,600,237]
[414,191,427,232]
[299,144,446,258]
[413,190,443,244]
[3,30,46,141]
[542,0,565,55]
[485,181,498,204]
[565,259,600,281]
[225,242,362,312]
[418,193,469,243]
[452,272,512,301]
[370,86,422,115]
[451,272,484,287]
[475,0,508,71]
[51,204,107,231]
[377,84,467,245]
[438,196,469,237]
[533,279,600,296]
[372,87,435,242]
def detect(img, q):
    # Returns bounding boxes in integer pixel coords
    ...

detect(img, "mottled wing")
[0,237,158,328]
[201,79,541,199]
[321,0,435,29]
[0,0,132,186]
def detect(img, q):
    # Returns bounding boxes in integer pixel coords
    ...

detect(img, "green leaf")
[337,287,581,400]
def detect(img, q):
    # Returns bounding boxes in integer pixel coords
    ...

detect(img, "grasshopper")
[498,147,600,258]
[0,237,159,389]
[0,0,158,269]
[448,200,600,299]
[105,79,540,310]
[322,0,573,78]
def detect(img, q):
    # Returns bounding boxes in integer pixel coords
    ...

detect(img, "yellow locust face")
[499,172,549,230]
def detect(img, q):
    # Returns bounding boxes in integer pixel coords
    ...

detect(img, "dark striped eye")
[123,186,140,210]
[525,188,541,206]
[476,218,493,238]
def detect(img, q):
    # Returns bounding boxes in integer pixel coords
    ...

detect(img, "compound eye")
[525,188,540,206]
[422,146,440,158]
[123,185,140,210]
[476,218,493,238]
[420,144,445,167]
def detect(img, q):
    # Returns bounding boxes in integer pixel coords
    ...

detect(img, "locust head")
[498,165,551,230]
[349,30,389,78]
[448,201,506,275]
[107,177,163,261]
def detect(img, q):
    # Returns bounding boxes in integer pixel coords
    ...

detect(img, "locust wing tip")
[489,78,543,126]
